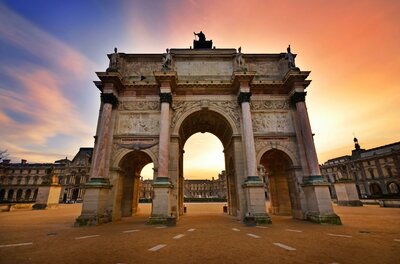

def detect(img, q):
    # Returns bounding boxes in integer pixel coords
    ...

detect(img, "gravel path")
[0,203,399,264]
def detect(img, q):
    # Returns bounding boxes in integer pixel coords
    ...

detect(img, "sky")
[0,0,399,180]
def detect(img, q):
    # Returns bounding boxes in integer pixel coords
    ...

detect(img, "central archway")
[176,109,239,217]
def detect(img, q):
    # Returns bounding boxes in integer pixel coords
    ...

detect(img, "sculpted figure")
[285,45,296,69]
[194,31,206,42]
[117,141,159,151]
[108,47,119,71]
[162,48,172,70]
[236,46,247,71]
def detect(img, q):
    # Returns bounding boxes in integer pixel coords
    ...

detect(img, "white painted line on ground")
[285,229,303,233]
[273,242,296,251]
[122,230,140,233]
[327,233,352,238]
[187,228,196,232]
[155,226,167,229]
[75,235,100,240]
[247,233,260,238]
[256,226,269,229]
[232,228,240,232]
[394,239,400,242]
[173,234,185,239]
[148,244,166,251]
[0,242,33,248]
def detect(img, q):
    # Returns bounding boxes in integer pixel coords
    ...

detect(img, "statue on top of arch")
[107,47,120,72]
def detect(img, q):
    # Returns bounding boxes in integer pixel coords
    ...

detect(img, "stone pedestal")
[334,181,363,206]
[302,176,341,225]
[148,177,173,225]
[33,184,62,210]
[75,178,112,226]
[243,177,271,224]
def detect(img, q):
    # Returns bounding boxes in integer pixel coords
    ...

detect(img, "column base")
[243,176,272,224]
[337,200,363,207]
[306,212,342,225]
[33,183,62,210]
[74,178,112,227]
[334,181,363,207]
[302,176,342,225]
[243,213,272,225]
[150,177,173,224]
[147,216,176,226]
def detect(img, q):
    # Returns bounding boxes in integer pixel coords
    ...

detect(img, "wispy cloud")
[0,3,97,162]
[0,66,92,161]
[0,3,94,78]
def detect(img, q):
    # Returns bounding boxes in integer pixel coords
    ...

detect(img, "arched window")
[370,183,382,195]
[387,182,399,194]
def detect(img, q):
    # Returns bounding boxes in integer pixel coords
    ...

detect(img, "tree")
[0,149,9,162]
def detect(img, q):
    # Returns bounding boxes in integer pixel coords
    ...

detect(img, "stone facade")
[321,139,400,198]
[0,148,92,204]
[140,171,227,199]
[76,41,341,226]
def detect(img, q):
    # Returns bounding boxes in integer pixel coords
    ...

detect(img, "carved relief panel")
[118,113,160,134]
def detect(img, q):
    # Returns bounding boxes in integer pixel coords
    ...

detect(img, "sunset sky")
[0,0,399,180]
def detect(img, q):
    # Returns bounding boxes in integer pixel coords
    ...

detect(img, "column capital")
[159,92,172,104]
[290,91,307,105]
[237,92,252,104]
[101,93,119,108]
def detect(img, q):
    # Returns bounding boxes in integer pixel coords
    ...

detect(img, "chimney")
[21,159,27,164]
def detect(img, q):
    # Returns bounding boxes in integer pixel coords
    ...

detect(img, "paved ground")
[0,203,399,264]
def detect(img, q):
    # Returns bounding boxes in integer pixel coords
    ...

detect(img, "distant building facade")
[139,171,227,200]
[320,139,400,198]
[0,148,92,203]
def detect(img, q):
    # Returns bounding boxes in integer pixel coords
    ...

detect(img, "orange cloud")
[0,66,93,162]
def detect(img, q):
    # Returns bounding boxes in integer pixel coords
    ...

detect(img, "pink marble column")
[157,92,172,178]
[238,92,258,178]
[291,92,321,176]
[91,93,118,179]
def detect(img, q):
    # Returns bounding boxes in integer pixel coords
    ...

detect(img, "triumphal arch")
[75,36,341,226]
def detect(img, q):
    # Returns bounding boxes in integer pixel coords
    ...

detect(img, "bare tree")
[0,149,9,162]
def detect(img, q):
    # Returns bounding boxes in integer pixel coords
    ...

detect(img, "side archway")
[116,150,154,218]
[259,149,298,216]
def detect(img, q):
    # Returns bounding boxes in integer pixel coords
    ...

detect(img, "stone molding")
[159,92,172,104]
[119,100,159,111]
[101,93,119,108]
[237,92,252,104]
[250,100,290,111]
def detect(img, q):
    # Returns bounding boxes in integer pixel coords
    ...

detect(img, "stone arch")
[259,149,299,216]
[172,104,239,137]
[116,150,154,218]
[25,189,32,201]
[112,147,158,170]
[175,108,236,217]
[387,181,400,194]
[7,189,14,201]
[256,143,299,168]
[369,182,382,195]
[16,189,23,201]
